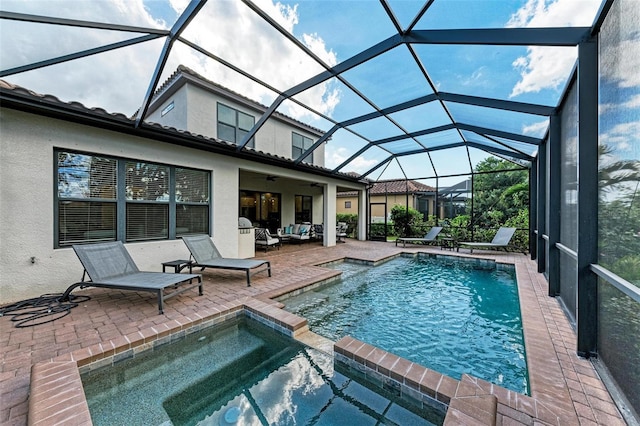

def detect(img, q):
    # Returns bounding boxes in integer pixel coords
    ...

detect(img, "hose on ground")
[0,293,91,328]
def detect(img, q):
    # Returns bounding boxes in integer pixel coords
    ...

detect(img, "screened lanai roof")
[0,0,607,186]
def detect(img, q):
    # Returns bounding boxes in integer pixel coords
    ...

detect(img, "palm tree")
[598,144,640,194]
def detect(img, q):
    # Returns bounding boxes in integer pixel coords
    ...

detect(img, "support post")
[548,115,561,295]
[576,38,599,358]
[530,164,537,260]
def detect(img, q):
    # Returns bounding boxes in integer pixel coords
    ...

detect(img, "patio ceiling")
[0,0,605,185]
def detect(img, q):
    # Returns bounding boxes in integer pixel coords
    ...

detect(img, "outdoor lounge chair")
[457,227,517,253]
[62,241,202,314]
[182,235,271,286]
[395,226,443,247]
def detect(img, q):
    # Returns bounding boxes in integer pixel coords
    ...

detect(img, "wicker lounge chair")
[457,227,517,253]
[62,241,202,314]
[182,235,271,286]
[396,226,443,247]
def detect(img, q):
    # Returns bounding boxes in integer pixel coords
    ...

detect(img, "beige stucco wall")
[148,83,325,167]
[337,196,359,215]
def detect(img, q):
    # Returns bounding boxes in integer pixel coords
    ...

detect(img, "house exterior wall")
[0,108,348,304]
[370,194,416,218]
[338,194,436,220]
[146,86,189,131]
[146,82,325,167]
[337,195,359,215]
[0,108,360,304]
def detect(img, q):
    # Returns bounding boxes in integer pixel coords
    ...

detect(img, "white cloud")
[600,94,640,113]
[0,0,340,122]
[522,119,549,136]
[506,0,602,98]
[325,146,377,172]
[600,120,640,152]
[600,38,640,89]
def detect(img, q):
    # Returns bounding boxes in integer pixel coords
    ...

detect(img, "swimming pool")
[283,254,529,394]
[81,317,446,425]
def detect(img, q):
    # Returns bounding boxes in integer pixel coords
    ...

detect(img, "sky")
[2,0,635,186]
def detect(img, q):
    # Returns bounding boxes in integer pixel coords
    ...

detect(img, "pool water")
[284,255,529,394]
[82,317,445,425]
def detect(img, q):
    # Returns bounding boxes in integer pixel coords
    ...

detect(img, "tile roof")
[337,179,435,197]
[0,79,362,184]
[370,179,435,195]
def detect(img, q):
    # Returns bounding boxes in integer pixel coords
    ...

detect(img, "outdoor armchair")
[255,228,281,252]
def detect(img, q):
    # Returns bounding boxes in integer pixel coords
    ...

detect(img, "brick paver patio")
[0,240,626,425]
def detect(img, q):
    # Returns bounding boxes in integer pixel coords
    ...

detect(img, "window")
[239,191,281,232]
[345,201,352,209]
[295,195,312,223]
[161,101,174,116]
[292,132,314,163]
[217,103,255,148]
[56,150,210,247]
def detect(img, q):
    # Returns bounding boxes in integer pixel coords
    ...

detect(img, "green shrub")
[336,213,357,237]
[390,205,424,237]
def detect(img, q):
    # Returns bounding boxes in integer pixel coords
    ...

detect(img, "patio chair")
[182,235,271,286]
[255,228,280,252]
[395,226,443,247]
[457,227,517,253]
[313,224,324,241]
[62,241,202,314]
[336,222,348,243]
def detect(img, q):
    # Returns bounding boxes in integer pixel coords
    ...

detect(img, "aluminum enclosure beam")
[576,38,599,359]
[405,27,591,46]
[135,0,206,127]
[439,92,555,116]
[1,35,161,78]
[547,115,561,294]
[0,11,168,34]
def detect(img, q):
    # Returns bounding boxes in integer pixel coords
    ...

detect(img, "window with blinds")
[176,168,209,236]
[292,132,314,163]
[125,162,170,241]
[57,152,117,246]
[55,150,211,247]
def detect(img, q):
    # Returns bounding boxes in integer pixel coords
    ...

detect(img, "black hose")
[0,293,91,328]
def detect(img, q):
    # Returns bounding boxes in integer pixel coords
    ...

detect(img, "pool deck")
[0,239,627,425]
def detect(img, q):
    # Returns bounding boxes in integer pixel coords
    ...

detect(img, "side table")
[439,238,456,251]
[162,259,193,273]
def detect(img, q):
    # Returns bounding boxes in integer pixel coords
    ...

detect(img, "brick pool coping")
[28,290,576,426]
[334,335,577,425]
[22,250,608,426]
[27,297,309,425]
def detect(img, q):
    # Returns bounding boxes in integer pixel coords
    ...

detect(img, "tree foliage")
[470,158,529,229]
